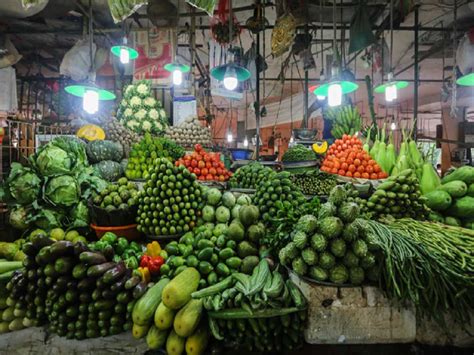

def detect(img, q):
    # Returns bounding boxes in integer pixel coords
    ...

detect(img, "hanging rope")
[290,64,293,132]
[389,0,394,74]
[451,0,457,117]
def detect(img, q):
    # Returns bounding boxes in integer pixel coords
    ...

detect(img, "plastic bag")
[21,0,47,9]
[60,38,96,81]
[210,0,241,45]
[0,37,22,69]
[186,0,217,16]
[108,0,147,24]
[456,33,474,75]
[349,0,376,54]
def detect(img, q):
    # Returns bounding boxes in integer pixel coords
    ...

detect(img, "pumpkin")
[86,140,124,163]
[92,160,123,181]
[77,124,105,141]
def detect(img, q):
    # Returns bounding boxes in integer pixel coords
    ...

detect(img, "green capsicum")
[101,232,118,244]
[125,256,139,269]
[115,237,129,255]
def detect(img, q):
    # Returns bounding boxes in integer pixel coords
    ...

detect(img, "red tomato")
[206,174,214,180]
[373,165,381,173]
[353,171,361,178]
[357,165,365,173]
[348,164,356,173]
[212,161,219,168]
[209,168,217,175]
[198,175,206,181]
[206,162,212,169]
[216,168,223,175]
[370,173,378,179]
[345,171,353,177]
[338,169,346,175]
[361,172,369,179]
[191,160,198,168]
[201,168,209,175]
[354,159,361,166]
[341,162,348,170]
[187,167,193,173]
[194,168,201,175]
[198,161,205,169]
[195,144,202,152]
[218,175,225,181]
[195,154,202,161]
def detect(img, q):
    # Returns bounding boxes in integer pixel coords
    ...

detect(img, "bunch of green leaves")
[282,144,317,162]
[1,162,41,205]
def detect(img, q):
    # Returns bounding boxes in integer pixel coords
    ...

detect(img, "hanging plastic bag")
[271,13,296,57]
[371,38,390,74]
[456,33,474,75]
[0,0,47,18]
[60,38,97,81]
[349,0,376,54]
[107,0,147,24]
[0,37,22,69]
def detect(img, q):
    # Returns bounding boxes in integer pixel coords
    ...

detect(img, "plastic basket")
[90,223,141,241]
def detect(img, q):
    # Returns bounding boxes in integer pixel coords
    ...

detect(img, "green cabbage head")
[45,175,79,207]
[9,206,30,230]
[6,163,41,205]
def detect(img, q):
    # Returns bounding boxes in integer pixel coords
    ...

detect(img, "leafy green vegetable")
[44,175,80,207]
[9,206,30,230]
[4,163,41,205]
[282,144,317,162]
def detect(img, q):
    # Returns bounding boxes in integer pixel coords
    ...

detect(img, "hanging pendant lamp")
[111,37,139,64]
[210,0,250,91]
[65,0,115,114]
[165,62,191,86]
[375,0,408,101]
[456,72,474,86]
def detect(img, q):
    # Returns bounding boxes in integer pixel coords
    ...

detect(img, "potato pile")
[164,117,212,147]
[104,117,141,157]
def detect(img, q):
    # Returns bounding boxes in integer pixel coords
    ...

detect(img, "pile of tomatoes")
[176,144,232,181]
[321,135,388,180]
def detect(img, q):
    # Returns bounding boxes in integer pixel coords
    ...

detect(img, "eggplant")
[101,289,115,300]
[86,262,116,278]
[22,242,37,257]
[49,241,74,259]
[102,244,115,261]
[79,252,107,265]
[110,273,129,293]
[124,275,140,290]
[132,281,147,299]
[102,263,126,284]
[30,233,55,249]
[77,278,95,291]
[74,242,89,256]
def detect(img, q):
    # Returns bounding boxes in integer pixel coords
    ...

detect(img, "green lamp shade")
[456,73,474,86]
[313,81,358,97]
[211,64,251,82]
[164,62,191,73]
[374,81,409,94]
[110,46,139,60]
[65,85,116,100]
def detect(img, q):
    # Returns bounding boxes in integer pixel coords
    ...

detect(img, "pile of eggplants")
[8,234,149,340]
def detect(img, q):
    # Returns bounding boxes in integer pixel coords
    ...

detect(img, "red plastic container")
[90,223,141,241]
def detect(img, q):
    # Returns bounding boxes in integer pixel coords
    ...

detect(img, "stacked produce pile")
[117,80,169,135]
[366,169,430,220]
[27,228,88,244]
[229,162,275,190]
[104,117,142,158]
[5,233,148,339]
[279,185,379,285]
[326,105,362,139]
[161,189,264,286]
[136,158,203,236]
[4,137,107,231]
[87,139,125,182]
[290,170,337,196]
[424,166,474,228]
[1,270,33,334]
[88,232,143,269]
[253,171,307,226]
[360,218,474,327]
[176,144,232,182]
[125,134,185,180]
[192,259,307,352]
[91,177,139,214]
[164,117,213,148]
[282,144,317,162]
[321,134,387,179]
[0,240,26,262]
[367,126,396,175]
[132,269,209,353]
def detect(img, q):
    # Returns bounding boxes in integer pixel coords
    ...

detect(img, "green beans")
[356,218,474,331]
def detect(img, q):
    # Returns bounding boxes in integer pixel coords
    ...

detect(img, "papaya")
[166,329,185,355]
[441,166,474,185]
[154,302,175,330]
[424,190,452,211]
[185,324,209,355]
[162,268,200,310]
[173,299,203,337]
[146,324,168,350]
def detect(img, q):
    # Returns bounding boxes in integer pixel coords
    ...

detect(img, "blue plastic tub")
[229,149,253,160]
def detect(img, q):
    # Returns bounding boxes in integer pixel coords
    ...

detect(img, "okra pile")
[191,259,307,351]
[8,234,147,339]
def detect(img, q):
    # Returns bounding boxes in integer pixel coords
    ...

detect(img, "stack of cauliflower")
[279,185,380,285]
[117,80,168,135]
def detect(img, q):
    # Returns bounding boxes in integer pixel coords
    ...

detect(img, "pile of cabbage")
[1,137,107,231]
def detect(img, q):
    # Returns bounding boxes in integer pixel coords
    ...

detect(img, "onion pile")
[105,117,141,158]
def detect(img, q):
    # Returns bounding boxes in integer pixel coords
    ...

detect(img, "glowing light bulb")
[328,82,342,107]
[172,70,183,86]
[289,135,295,143]
[390,121,396,130]
[120,48,130,64]
[385,83,397,102]
[243,137,249,147]
[227,132,233,143]
[223,67,238,91]
[83,89,99,114]
[317,95,325,101]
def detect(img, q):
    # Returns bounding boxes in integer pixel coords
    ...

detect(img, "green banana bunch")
[327,105,362,139]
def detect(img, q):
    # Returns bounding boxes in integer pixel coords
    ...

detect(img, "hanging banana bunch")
[326,106,363,139]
